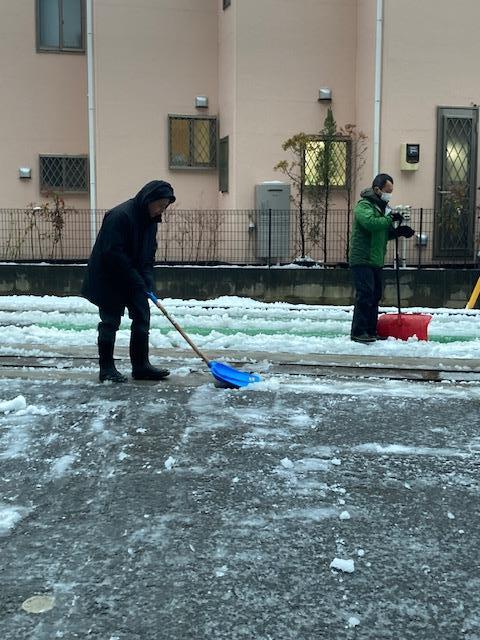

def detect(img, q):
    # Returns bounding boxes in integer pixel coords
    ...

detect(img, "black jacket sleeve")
[100,212,147,292]
[140,237,157,293]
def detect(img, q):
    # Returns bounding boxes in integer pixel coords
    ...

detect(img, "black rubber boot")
[130,332,170,381]
[98,338,127,383]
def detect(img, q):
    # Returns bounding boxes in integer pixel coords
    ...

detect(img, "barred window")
[168,115,217,169]
[304,138,351,189]
[39,155,88,193]
[37,0,85,52]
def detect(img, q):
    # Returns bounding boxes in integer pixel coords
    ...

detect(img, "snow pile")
[0,395,27,414]
[0,504,28,534]
[0,294,478,360]
[280,457,294,469]
[330,558,355,573]
[51,454,76,478]
[164,456,176,470]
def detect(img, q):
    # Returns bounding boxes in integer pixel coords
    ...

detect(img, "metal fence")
[0,207,478,267]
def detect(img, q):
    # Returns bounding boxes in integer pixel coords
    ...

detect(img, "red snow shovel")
[147,292,262,389]
[376,233,432,341]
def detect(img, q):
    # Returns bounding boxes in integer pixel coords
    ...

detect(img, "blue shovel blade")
[209,361,262,389]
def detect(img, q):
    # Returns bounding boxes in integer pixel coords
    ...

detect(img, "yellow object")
[466,276,480,309]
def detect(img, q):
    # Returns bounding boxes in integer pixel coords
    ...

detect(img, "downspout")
[86,0,97,247]
[373,0,383,176]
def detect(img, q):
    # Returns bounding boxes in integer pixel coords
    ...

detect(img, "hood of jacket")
[360,187,387,213]
[134,180,176,217]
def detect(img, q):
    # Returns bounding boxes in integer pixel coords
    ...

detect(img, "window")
[169,115,218,169]
[304,138,351,189]
[40,155,88,193]
[219,137,229,192]
[223,0,231,9]
[37,0,85,52]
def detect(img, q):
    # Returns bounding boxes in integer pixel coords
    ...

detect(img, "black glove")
[396,225,415,238]
[389,211,404,223]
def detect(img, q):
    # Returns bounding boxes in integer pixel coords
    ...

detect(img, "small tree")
[5,193,72,260]
[275,109,367,263]
[273,132,310,260]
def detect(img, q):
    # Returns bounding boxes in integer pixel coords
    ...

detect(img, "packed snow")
[0,294,477,359]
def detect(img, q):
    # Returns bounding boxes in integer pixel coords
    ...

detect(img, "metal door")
[434,107,478,260]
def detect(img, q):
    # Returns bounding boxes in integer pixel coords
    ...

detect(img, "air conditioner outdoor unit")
[254,181,291,260]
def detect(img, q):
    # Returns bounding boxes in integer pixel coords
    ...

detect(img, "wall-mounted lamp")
[195,96,209,109]
[318,87,332,101]
[19,167,32,179]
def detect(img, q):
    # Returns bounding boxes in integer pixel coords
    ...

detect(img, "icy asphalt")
[1,352,480,640]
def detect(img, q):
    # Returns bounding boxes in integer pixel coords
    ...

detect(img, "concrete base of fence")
[0,264,478,308]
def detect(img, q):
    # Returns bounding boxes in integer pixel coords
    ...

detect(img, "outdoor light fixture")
[318,87,332,101]
[19,167,32,179]
[195,96,209,109]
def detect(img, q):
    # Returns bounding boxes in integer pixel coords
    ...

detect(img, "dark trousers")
[350,265,383,338]
[98,292,150,344]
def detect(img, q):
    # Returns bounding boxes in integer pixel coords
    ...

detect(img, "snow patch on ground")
[50,454,76,477]
[330,557,355,573]
[0,395,27,413]
[0,503,29,535]
[353,443,470,458]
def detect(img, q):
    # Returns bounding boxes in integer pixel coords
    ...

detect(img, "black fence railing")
[0,207,478,267]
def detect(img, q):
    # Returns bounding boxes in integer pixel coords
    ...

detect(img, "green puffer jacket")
[349,188,396,267]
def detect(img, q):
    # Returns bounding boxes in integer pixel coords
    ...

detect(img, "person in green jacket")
[349,173,415,343]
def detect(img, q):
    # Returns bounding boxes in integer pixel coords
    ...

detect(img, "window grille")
[39,155,88,193]
[37,0,85,52]
[304,138,351,189]
[169,115,218,169]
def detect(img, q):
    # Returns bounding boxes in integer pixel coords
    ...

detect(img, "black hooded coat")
[81,181,175,310]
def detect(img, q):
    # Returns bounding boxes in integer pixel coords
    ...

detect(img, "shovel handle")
[394,226,402,315]
[147,292,211,366]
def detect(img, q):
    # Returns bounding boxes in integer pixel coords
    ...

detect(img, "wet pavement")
[1,353,480,639]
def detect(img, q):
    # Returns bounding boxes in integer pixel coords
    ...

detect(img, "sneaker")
[372,333,388,341]
[351,334,376,344]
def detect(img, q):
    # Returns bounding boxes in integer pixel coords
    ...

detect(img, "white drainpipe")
[86,0,97,247]
[373,0,383,176]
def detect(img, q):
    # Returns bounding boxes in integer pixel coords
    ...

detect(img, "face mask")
[380,192,392,203]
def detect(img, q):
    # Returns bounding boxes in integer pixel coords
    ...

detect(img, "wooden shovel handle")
[147,292,211,366]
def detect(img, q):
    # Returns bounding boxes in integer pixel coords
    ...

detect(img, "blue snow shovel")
[147,292,262,389]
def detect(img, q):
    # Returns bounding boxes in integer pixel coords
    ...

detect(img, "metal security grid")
[168,115,217,169]
[436,117,474,255]
[0,208,477,266]
[39,156,88,193]
[304,139,351,188]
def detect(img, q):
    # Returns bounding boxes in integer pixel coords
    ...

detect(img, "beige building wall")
[1,0,479,259]
[0,0,88,209]
[217,0,237,209]
[231,0,357,209]
[354,0,377,192]
[380,0,480,209]
[93,0,219,210]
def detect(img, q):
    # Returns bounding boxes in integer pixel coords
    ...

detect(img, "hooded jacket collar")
[360,187,387,213]
[134,180,176,221]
